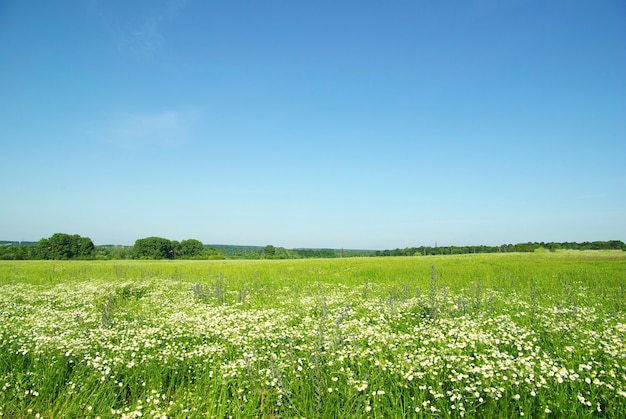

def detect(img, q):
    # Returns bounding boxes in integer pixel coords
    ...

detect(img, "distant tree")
[95,246,132,260]
[205,247,226,260]
[0,243,38,260]
[293,248,338,259]
[133,237,173,259]
[179,239,205,258]
[171,240,181,258]
[263,245,276,259]
[37,233,95,260]
[38,234,68,259]
[547,242,562,251]
[78,236,96,257]
[274,247,289,259]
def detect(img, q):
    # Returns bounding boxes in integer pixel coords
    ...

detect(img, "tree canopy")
[132,237,224,260]
[36,233,95,260]
[178,239,205,259]
[133,237,174,259]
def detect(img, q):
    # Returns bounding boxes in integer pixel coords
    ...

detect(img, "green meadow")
[1,251,625,418]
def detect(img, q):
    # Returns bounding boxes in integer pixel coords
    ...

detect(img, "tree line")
[0,234,224,260]
[258,245,339,259]
[132,237,224,260]
[373,240,626,257]
[1,234,623,260]
[0,237,357,260]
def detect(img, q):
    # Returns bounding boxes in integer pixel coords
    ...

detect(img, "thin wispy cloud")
[93,0,189,57]
[121,19,164,56]
[111,110,192,149]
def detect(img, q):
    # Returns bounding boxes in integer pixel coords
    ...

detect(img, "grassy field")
[0,251,625,418]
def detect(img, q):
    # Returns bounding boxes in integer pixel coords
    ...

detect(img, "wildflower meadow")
[0,251,625,418]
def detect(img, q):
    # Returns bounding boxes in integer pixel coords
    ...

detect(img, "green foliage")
[204,247,225,260]
[95,245,133,260]
[0,243,38,260]
[375,240,626,257]
[262,244,276,258]
[36,233,95,260]
[133,236,174,259]
[207,245,373,259]
[292,248,338,258]
[178,239,205,259]
[133,237,224,260]
[259,245,345,259]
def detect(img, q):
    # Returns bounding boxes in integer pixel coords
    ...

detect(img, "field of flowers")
[0,252,625,418]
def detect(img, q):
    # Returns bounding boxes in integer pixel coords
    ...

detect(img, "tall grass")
[0,251,625,417]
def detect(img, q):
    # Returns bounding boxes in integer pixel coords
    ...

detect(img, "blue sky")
[1,0,624,249]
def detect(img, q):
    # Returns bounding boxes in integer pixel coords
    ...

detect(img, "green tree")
[0,243,38,260]
[171,240,181,258]
[43,233,71,259]
[205,247,226,260]
[95,246,132,260]
[263,245,276,259]
[133,237,173,259]
[179,239,205,259]
[78,236,95,257]
[37,233,95,259]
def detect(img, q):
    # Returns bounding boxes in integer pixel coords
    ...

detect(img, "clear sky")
[1,0,624,249]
